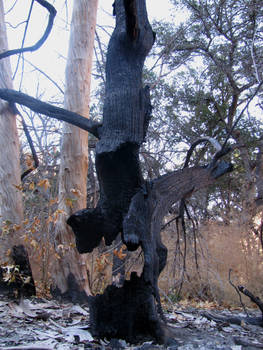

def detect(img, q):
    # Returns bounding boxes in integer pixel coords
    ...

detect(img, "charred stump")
[0,245,36,298]
[89,272,165,343]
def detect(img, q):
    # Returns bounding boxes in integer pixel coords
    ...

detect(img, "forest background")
[0,0,263,308]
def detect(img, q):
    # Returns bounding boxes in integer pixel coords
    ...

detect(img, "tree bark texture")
[0,0,24,262]
[67,0,232,343]
[51,0,98,302]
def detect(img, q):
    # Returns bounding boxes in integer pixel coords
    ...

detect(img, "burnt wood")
[89,273,165,344]
[0,245,36,298]
[67,0,155,252]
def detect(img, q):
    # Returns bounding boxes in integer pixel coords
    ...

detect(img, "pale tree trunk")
[0,0,24,262]
[51,0,98,302]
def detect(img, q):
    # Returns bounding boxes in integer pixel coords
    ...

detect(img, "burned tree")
[67,0,232,343]
[0,0,232,344]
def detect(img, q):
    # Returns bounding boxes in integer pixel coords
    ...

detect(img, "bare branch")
[20,113,39,180]
[0,0,57,60]
[251,25,261,84]
[23,58,64,94]
[238,285,263,318]
[183,136,222,169]
[222,79,263,149]
[0,89,101,138]
[228,269,249,317]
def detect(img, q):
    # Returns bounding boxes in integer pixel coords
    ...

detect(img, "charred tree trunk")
[67,0,232,343]
[68,0,154,253]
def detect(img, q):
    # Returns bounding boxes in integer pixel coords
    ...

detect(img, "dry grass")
[159,219,263,307]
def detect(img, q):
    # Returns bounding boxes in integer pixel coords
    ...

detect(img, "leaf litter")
[0,294,262,350]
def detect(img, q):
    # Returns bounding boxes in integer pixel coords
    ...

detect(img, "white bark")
[0,0,24,262]
[52,0,98,298]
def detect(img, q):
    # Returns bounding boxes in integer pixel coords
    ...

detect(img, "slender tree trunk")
[51,0,98,302]
[0,0,24,261]
[0,0,35,297]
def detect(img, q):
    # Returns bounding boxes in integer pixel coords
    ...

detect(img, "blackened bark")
[0,245,36,298]
[50,273,89,303]
[238,285,263,319]
[89,272,165,344]
[0,89,101,138]
[68,0,155,250]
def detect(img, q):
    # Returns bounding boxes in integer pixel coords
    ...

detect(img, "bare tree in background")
[0,0,23,249]
[50,0,99,302]
[0,0,35,296]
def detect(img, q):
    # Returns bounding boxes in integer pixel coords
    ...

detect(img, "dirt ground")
[0,295,262,350]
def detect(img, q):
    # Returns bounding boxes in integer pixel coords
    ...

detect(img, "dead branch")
[0,89,101,138]
[228,269,249,317]
[238,285,263,318]
[20,114,39,180]
[183,137,222,169]
[8,103,40,180]
[0,0,57,60]
[23,58,64,94]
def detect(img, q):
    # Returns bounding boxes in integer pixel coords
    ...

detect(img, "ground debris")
[0,295,262,350]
